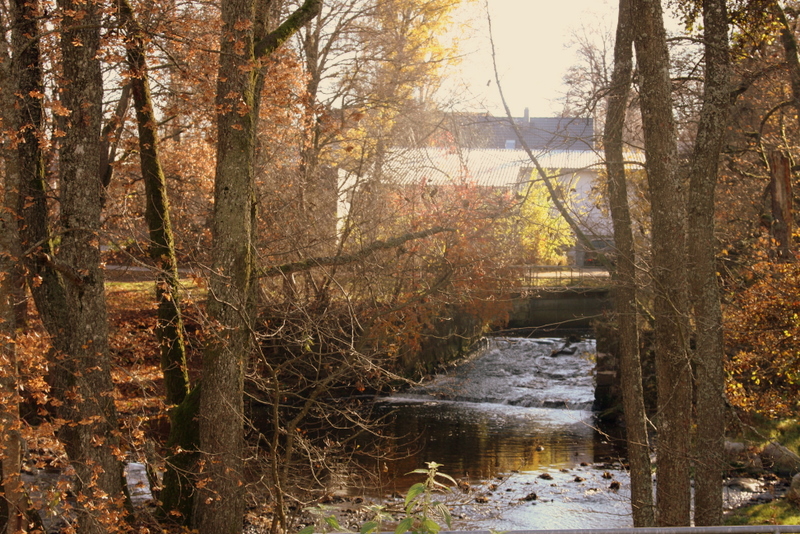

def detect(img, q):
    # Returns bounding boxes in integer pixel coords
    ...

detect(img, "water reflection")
[349,338,624,491]
[338,338,633,529]
[374,399,622,494]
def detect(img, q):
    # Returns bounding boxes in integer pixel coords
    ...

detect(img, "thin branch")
[485,2,613,270]
[259,226,455,277]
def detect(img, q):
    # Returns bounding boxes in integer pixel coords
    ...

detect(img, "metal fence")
[441,528,800,534]
[510,265,611,288]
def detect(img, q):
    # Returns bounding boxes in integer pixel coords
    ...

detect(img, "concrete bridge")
[502,266,613,335]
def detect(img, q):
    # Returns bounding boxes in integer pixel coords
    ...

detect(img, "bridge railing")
[441,528,800,534]
[511,265,611,289]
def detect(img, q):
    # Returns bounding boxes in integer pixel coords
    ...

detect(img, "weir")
[501,266,613,334]
[505,287,613,334]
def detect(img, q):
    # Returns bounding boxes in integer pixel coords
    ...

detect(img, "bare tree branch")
[260,226,455,277]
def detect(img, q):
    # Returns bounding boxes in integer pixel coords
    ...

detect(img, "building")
[338,114,642,266]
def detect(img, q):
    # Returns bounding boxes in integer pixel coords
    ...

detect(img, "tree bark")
[9,4,130,531]
[194,0,256,528]
[196,0,321,531]
[52,0,130,531]
[772,2,800,134]
[631,0,693,526]
[118,0,190,407]
[603,0,654,526]
[688,0,730,524]
[767,151,793,259]
[0,109,26,533]
[11,0,70,339]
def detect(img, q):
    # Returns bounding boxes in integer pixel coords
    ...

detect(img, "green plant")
[297,462,456,534]
[723,499,800,525]
[297,504,346,534]
[391,462,456,534]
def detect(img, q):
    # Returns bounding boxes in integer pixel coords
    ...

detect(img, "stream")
[25,336,773,532]
[342,337,636,530]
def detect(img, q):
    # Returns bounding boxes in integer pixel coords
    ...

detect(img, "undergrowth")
[298,462,456,534]
[724,499,800,526]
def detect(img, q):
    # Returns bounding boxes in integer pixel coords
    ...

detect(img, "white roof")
[381,148,644,189]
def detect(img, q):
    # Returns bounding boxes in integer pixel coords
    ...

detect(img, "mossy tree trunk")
[196,1,321,532]
[116,0,196,522]
[118,0,190,407]
[158,385,201,523]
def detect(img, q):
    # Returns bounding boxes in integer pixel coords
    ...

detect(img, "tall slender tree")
[118,0,190,407]
[631,0,693,525]
[687,0,731,524]
[603,0,654,526]
[0,48,26,526]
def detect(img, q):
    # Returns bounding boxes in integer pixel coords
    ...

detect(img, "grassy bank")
[724,500,800,525]
[724,417,799,525]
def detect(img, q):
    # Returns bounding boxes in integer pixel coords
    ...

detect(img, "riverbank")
[286,463,798,533]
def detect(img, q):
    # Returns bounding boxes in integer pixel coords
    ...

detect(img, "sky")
[445,0,619,118]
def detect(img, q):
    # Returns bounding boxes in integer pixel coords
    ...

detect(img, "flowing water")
[345,337,635,530]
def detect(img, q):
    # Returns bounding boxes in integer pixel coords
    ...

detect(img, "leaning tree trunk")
[603,0,654,526]
[687,0,730,525]
[118,0,190,407]
[116,0,196,521]
[52,1,130,531]
[631,0,693,526]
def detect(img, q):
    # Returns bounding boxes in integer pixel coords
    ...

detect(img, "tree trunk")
[118,0,190,407]
[52,1,130,531]
[1,141,26,534]
[11,0,70,339]
[0,6,26,333]
[631,0,693,526]
[195,0,256,528]
[773,2,800,134]
[603,0,654,526]
[688,0,730,524]
[159,385,201,523]
[767,151,793,259]
[196,1,321,531]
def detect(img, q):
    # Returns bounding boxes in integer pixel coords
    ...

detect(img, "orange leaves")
[725,259,800,417]
[51,100,72,117]
[233,18,253,31]
[236,100,251,116]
